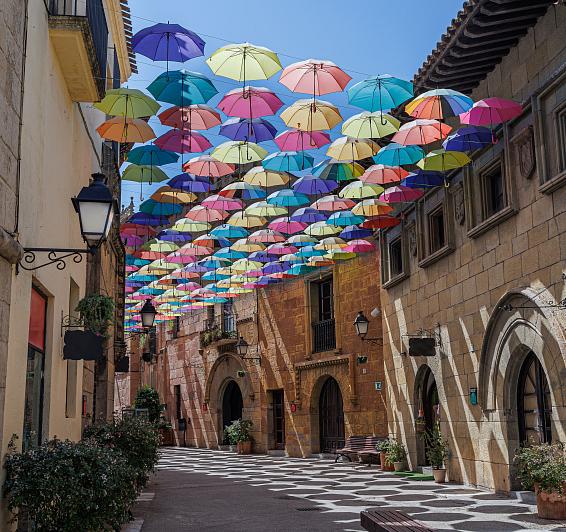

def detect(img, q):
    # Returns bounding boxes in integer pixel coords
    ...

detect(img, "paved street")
[125,448,566,532]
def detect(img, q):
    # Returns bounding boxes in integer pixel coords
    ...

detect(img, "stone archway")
[309,375,345,454]
[221,380,243,436]
[413,364,439,466]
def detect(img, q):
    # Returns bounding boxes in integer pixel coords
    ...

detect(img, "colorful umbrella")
[286,234,318,247]
[211,141,268,164]
[312,159,364,181]
[122,164,168,184]
[150,186,196,204]
[290,207,328,224]
[351,199,394,217]
[266,189,310,207]
[172,218,211,232]
[460,97,522,126]
[168,173,213,193]
[218,86,283,118]
[245,201,287,217]
[262,151,314,172]
[96,118,155,143]
[339,225,373,240]
[344,239,375,253]
[279,59,351,95]
[139,199,183,216]
[227,211,267,228]
[157,229,193,244]
[193,234,231,250]
[341,112,400,139]
[218,181,266,200]
[280,99,342,131]
[219,117,277,143]
[182,155,235,177]
[127,212,169,226]
[201,194,244,211]
[347,75,413,113]
[158,104,221,130]
[304,221,341,237]
[316,237,347,251]
[307,256,335,267]
[292,175,338,195]
[360,164,409,185]
[186,205,228,222]
[243,166,290,187]
[94,88,160,118]
[416,149,471,172]
[402,171,445,188]
[326,210,365,227]
[211,224,249,239]
[268,217,307,234]
[287,263,317,276]
[274,130,331,151]
[339,181,384,199]
[248,229,286,243]
[295,245,325,259]
[311,195,355,211]
[155,129,212,153]
[127,145,179,166]
[442,126,494,152]
[379,185,424,203]
[267,242,298,255]
[323,250,356,261]
[248,251,276,263]
[373,143,425,167]
[392,119,452,146]
[214,247,248,260]
[147,70,218,106]
[405,89,473,120]
[326,136,379,161]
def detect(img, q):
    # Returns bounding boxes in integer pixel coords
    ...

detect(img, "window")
[222,300,235,333]
[310,277,335,353]
[557,108,566,174]
[174,385,182,421]
[318,279,333,322]
[389,238,403,277]
[206,305,215,329]
[428,206,446,253]
[172,316,180,339]
[482,161,506,218]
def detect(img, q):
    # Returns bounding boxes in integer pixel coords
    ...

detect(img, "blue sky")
[121,0,463,206]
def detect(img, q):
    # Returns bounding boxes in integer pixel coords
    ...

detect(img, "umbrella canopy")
[281,99,342,131]
[243,166,290,187]
[339,225,373,239]
[168,173,213,193]
[150,186,196,204]
[286,234,318,247]
[323,250,356,261]
[287,263,317,276]
[327,210,365,227]
[266,189,310,207]
[379,185,424,203]
[218,86,283,118]
[201,194,244,211]
[248,229,286,243]
[340,181,384,199]
[186,205,228,222]
[219,117,277,143]
[290,207,328,224]
[193,233,231,250]
[374,143,425,167]
[326,136,379,161]
[96,118,155,143]
[304,221,341,237]
[227,211,267,228]
[417,149,471,172]
[157,229,192,243]
[245,201,287,217]
[132,23,205,62]
[274,130,330,151]
[360,164,409,185]
[293,175,338,195]
[211,141,268,164]
[341,112,400,139]
[155,129,211,153]
[266,243,298,256]
[172,218,211,232]
[402,171,446,188]
[127,145,179,166]
[312,159,364,181]
[460,97,522,126]
[206,43,282,82]
[158,104,221,130]
[94,88,160,118]
[392,119,452,146]
[442,126,494,152]
[248,251,276,263]
[262,151,314,172]
[147,70,218,106]
[405,89,473,120]
[218,181,266,200]
[347,75,413,112]
[268,217,307,234]
[182,155,235,177]
[122,164,168,184]
[344,239,376,253]
[139,199,182,216]
[311,195,355,211]
[316,237,347,251]
[211,224,249,239]
[127,212,169,226]
[351,199,394,217]
[214,247,248,260]
[279,59,351,95]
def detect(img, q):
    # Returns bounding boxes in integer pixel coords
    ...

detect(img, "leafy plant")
[385,440,407,465]
[134,385,163,423]
[76,294,115,337]
[376,438,394,453]
[515,442,566,494]
[224,419,253,443]
[424,423,448,468]
[4,437,138,532]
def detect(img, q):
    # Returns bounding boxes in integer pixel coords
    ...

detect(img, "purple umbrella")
[248,251,276,263]
[339,225,373,240]
[262,261,291,275]
[168,173,213,193]
[290,207,328,224]
[132,23,205,70]
[157,229,193,243]
[293,175,338,195]
[442,126,493,152]
[183,262,208,274]
[128,212,169,226]
[219,117,277,143]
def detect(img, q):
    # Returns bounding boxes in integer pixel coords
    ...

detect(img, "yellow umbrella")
[150,186,197,204]
[339,181,384,199]
[217,278,237,287]
[96,117,156,143]
[326,137,380,161]
[230,275,256,284]
[243,167,290,187]
[211,140,268,164]
[280,99,342,131]
[315,237,347,251]
[417,149,471,171]
[206,43,282,81]
[245,201,287,217]
[351,199,394,217]
[341,112,400,139]
[227,287,254,294]
[227,211,267,228]
[324,250,356,261]
[304,222,341,237]
[172,218,211,232]
[231,258,263,272]
[231,239,265,253]
[145,239,179,253]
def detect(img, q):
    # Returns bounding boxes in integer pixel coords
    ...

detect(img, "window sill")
[467,205,516,239]
[539,170,566,195]
[382,270,409,289]
[418,244,454,269]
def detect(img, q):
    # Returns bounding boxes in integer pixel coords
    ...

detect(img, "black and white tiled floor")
[137,447,566,531]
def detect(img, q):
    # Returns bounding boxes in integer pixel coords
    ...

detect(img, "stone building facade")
[119,252,388,456]
[379,2,566,493]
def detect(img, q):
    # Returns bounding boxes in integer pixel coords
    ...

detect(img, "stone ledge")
[0,227,23,264]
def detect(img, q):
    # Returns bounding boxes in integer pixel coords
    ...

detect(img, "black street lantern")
[354,311,370,338]
[235,336,249,357]
[140,299,157,329]
[72,173,115,249]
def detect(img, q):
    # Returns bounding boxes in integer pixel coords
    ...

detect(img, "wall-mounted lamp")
[354,311,382,346]
[236,335,261,365]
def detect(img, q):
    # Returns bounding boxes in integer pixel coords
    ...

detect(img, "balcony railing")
[223,313,236,334]
[312,319,336,353]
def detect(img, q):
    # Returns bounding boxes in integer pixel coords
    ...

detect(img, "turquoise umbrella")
[139,199,183,216]
[262,151,314,172]
[214,247,247,260]
[211,224,249,239]
[205,282,229,292]
[203,297,229,304]
[295,246,325,259]
[312,159,364,182]
[326,210,365,227]
[287,263,317,276]
[347,75,413,112]
[374,143,424,167]
[147,70,218,106]
[127,145,179,166]
[201,271,231,283]
[266,189,310,207]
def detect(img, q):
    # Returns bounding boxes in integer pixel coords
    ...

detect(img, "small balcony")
[312,319,336,353]
[48,0,108,102]
[200,316,238,348]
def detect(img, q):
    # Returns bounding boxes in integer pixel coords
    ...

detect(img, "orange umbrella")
[96,117,155,143]
[360,164,410,185]
[392,119,451,146]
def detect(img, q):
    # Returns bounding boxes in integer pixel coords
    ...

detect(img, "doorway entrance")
[319,377,344,453]
[518,351,552,445]
[270,389,285,450]
[415,366,439,465]
[222,380,243,438]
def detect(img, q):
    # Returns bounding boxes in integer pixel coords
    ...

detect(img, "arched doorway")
[518,351,552,445]
[222,380,243,435]
[319,377,344,453]
[415,366,439,465]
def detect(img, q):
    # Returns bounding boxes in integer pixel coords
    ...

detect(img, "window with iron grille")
[311,277,335,353]
[222,300,236,333]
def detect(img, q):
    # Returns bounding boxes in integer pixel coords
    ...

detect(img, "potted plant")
[424,423,448,483]
[225,419,253,455]
[76,294,115,337]
[157,416,174,446]
[223,424,238,452]
[376,439,395,471]
[386,440,407,472]
[134,385,164,424]
[515,442,566,520]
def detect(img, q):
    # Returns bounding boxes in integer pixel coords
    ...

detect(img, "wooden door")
[272,389,285,450]
[319,378,344,453]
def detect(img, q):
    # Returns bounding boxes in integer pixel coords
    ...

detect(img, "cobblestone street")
[125,448,566,531]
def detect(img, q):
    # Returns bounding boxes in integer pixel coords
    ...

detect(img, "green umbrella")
[341,112,400,139]
[94,88,160,118]
[122,165,168,183]
[211,141,268,164]
[417,149,471,172]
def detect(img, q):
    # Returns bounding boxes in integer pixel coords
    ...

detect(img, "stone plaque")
[514,126,535,179]
[407,224,417,257]
[453,184,465,225]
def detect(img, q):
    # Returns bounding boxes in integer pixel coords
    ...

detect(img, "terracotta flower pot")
[393,461,405,472]
[432,468,446,483]
[237,440,252,455]
[380,452,394,471]
[535,483,566,520]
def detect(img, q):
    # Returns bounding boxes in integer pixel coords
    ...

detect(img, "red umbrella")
[361,216,400,229]
[182,155,235,177]
[360,164,410,185]
[158,104,221,130]
[218,86,283,118]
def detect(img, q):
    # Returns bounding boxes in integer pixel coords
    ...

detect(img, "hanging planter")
[76,294,115,337]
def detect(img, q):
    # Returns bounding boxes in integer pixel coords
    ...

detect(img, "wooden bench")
[335,435,382,463]
[361,509,433,531]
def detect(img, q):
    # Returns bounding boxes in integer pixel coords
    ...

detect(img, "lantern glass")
[236,336,249,356]
[140,299,157,329]
[354,311,369,337]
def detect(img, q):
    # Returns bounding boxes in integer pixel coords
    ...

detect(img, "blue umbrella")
[127,145,179,166]
[198,257,232,270]
[203,297,229,304]
[132,258,151,267]
[168,173,213,193]
[128,212,169,226]
[147,70,218,106]
[290,207,328,224]
[256,275,280,285]
[295,246,325,259]
[157,229,192,243]
[139,199,183,216]
[248,251,276,263]
[201,272,230,283]
[442,126,493,152]
[267,189,310,207]
[137,286,165,296]
[219,118,277,143]
[214,247,247,260]
[402,171,446,188]
[374,143,425,167]
[263,261,291,274]
[293,175,338,195]
[211,224,249,239]
[327,210,365,227]
[263,151,314,172]
[287,263,317,276]
[347,75,413,112]
[340,225,373,240]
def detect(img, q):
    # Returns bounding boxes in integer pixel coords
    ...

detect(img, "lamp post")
[19,173,116,271]
[354,311,382,345]
[140,299,157,329]
[236,335,261,364]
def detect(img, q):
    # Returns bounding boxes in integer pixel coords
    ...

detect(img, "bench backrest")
[344,435,383,450]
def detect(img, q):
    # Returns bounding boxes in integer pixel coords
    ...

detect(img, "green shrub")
[224,419,253,443]
[4,438,138,532]
[424,423,448,468]
[76,294,115,337]
[134,385,163,423]
[385,440,407,465]
[376,438,394,453]
[515,442,566,494]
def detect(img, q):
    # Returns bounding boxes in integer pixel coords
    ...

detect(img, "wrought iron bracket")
[500,300,566,312]
[19,247,93,272]
[60,312,85,337]
[359,337,382,346]
[240,355,262,365]
[402,323,443,347]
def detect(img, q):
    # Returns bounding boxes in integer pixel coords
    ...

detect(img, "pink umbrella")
[158,105,221,130]
[164,251,201,264]
[392,119,452,146]
[344,239,376,253]
[191,287,215,298]
[274,129,331,151]
[380,186,424,203]
[182,155,235,177]
[177,282,201,292]
[311,195,356,211]
[266,243,298,256]
[279,59,352,95]
[155,129,212,153]
[460,97,522,126]
[268,217,307,234]
[179,243,213,256]
[125,265,139,273]
[186,205,229,222]
[248,229,286,243]
[137,250,166,260]
[218,86,284,118]
[360,164,409,185]
[201,194,244,211]
[170,267,200,279]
